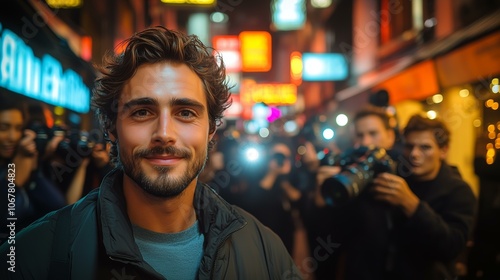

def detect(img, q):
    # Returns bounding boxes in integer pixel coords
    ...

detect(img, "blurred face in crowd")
[0,109,23,159]
[354,115,395,150]
[114,62,214,198]
[271,143,292,174]
[404,130,447,181]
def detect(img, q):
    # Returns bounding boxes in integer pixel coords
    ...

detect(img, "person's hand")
[372,172,420,217]
[17,129,38,157]
[42,133,65,160]
[11,130,39,186]
[314,165,341,207]
[316,165,341,188]
[302,141,320,171]
[91,143,111,168]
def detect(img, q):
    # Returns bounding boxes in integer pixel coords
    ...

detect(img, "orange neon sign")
[239,31,272,72]
[240,81,297,105]
[290,51,302,85]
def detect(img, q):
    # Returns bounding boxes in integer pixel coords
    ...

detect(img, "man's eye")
[132,109,151,117]
[178,110,195,118]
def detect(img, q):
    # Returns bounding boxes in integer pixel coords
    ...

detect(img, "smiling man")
[0,27,301,280]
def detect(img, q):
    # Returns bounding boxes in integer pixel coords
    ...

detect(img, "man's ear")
[439,145,449,160]
[387,128,396,147]
[208,128,217,142]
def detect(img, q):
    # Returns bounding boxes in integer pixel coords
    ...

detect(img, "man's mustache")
[134,146,191,159]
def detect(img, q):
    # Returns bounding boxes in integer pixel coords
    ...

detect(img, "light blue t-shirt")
[132,221,204,280]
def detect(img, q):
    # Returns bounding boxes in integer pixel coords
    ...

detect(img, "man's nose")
[152,113,176,145]
[410,146,421,158]
[361,136,372,147]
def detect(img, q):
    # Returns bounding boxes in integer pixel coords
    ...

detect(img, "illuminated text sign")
[160,0,216,5]
[0,27,90,113]
[241,81,297,105]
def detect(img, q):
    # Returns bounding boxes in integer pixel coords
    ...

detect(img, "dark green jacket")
[1,169,302,279]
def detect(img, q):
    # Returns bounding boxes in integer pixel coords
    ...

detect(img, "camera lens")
[320,147,396,207]
[321,165,372,207]
[272,153,287,167]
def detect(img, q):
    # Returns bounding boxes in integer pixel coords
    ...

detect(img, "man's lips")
[143,155,183,165]
[410,162,423,168]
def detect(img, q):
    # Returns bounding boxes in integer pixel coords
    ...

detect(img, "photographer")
[319,111,476,280]
[0,98,66,243]
[236,140,302,255]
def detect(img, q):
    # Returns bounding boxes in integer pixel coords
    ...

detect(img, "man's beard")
[120,145,207,198]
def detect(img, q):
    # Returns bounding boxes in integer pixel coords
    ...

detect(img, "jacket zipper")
[209,222,247,279]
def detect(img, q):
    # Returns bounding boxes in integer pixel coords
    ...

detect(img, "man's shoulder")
[226,205,300,277]
[0,189,100,277]
[432,164,476,207]
[230,205,285,244]
[2,188,98,243]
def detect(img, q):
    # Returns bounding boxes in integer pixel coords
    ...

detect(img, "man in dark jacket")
[0,26,301,280]
[317,110,476,280]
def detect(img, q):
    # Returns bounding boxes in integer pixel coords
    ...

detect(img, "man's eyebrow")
[170,98,205,112]
[122,98,159,111]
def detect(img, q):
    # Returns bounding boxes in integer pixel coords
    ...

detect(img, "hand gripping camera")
[28,122,94,160]
[320,146,396,207]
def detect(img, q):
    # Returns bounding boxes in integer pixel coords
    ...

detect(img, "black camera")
[56,128,94,158]
[320,146,396,207]
[27,122,94,160]
[271,152,288,167]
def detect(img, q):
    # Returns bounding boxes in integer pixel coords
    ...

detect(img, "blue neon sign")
[271,0,306,31]
[0,26,90,113]
[302,53,348,81]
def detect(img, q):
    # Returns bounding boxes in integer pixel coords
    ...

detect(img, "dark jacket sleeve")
[402,181,476,261]
[231,209,303,280]
[0,212,57,279]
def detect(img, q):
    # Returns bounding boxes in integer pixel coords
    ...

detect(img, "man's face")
[403,130,447,181]
[0,109,23,159]
[354,115,395,150]
[114,62,213,198]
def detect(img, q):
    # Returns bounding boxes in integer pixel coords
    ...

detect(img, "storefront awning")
[335,9,500,103]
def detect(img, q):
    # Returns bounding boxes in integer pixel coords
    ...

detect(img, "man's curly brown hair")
[91,26,232,164]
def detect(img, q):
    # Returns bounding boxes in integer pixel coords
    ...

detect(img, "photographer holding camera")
[0,97,66,243]
[317,108,476,280]
[235,140,302,255]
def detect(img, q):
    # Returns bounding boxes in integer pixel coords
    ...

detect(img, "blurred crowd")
[1,92,499,279]
[0,96,113,242]
[201,105,499,280]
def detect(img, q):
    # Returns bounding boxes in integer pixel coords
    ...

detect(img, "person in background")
[304,106,398,280]
[0,27,301,280]
[0,96,38,240]
[238,139,302,254]
[0,97,66,244]
[317,113,476,280]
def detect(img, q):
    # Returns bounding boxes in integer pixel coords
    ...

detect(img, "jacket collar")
[97,168,247,264]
